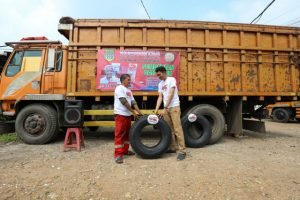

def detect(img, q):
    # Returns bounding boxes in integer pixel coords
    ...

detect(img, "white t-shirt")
[158,77,180,108]
[114,85,135,116]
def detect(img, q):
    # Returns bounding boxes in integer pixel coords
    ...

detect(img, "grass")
[0,133,19,143]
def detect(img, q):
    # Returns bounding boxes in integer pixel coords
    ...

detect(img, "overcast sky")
[0,0,299,47]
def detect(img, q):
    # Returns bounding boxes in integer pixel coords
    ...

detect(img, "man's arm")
[119,97,135,113]
[154,92,163,114]
[164,86,175,109]
[131,100,143,115]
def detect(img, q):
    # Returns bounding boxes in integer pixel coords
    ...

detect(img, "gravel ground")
[0,120,299,200]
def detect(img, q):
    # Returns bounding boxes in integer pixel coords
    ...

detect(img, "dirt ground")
[0,120,299,200]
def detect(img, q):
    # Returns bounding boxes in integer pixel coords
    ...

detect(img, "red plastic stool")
[63,128,85,152]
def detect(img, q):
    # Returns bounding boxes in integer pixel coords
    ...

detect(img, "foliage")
[0,133,18,143]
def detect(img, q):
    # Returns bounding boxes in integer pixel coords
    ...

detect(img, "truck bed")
[59,19,300,98]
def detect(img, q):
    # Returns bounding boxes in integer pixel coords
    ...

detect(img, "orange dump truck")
[265,101,300,122]
[0,17,299,144]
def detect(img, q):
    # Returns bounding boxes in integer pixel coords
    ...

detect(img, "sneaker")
[115,156,123,164]
[177,153,186,161]
[166,149,176,153]
[125,150,135,156]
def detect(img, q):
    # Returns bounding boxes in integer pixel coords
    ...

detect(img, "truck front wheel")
[16,104,58,144]
[272,108,290,123]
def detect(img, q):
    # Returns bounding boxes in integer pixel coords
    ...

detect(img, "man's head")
[120,74,131,87]
[104,65,113,78]
[112,63,120,74]
[155,66,167,80]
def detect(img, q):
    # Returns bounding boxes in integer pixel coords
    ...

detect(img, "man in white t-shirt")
[154,66,186,161]
[114,74,143,164]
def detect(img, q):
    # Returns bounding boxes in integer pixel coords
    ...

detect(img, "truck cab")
[0,37,68,143]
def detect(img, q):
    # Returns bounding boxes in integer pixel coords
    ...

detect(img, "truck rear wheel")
[16,104,58,144]
[272,108,290,123]
[129,115,171,159]
[185,104,225,144]
[181,114,212,148]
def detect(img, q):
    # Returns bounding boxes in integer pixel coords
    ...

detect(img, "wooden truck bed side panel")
[66,19,300,97]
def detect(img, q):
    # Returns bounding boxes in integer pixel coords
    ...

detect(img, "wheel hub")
[276,111,285,120]
[24,114,45,135]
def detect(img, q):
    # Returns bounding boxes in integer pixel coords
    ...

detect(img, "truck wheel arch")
[15,100,64,127]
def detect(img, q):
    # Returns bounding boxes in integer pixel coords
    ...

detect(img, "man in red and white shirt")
[154,66,186,161]
[114,74,142,164]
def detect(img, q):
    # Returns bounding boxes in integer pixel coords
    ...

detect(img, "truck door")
[0,49,44,100]
[41,48,64,94]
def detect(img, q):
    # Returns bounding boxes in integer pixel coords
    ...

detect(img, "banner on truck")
[96,50,180,91]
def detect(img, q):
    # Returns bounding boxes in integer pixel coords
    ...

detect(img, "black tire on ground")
[272,108,290,123]
[15,104,58,144]
[186,104,225,145]
[181,115,212,148]
[129,115,171,159]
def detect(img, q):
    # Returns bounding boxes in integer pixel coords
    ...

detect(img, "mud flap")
[242,119,266,133]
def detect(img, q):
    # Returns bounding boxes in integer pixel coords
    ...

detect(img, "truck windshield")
[5,51,23,76]
[5,50,42,77]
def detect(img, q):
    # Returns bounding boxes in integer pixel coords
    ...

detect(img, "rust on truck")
[59,19,300,98]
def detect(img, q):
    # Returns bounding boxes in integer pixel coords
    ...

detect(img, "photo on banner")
[96,50,180,91]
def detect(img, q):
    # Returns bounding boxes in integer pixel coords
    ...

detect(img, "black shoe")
[177,153,186,161]
[166,149,176,153]
[115,156,123,164]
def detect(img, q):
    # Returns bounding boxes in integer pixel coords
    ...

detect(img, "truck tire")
[181,114,212,148]
[129,115,171,159]
[272,108,290,123]
[186,104,225,144]
[16,104,58,144]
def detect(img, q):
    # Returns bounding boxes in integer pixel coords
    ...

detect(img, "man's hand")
[159,108,167,117]
[132,110,138,117]
[133,109,143,116]
[132,110,143,121]
[154,108,166,117]
[133,105,143,116]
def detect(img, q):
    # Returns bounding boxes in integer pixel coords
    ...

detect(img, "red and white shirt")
[114,85,135,116]
[158,77,180,108]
